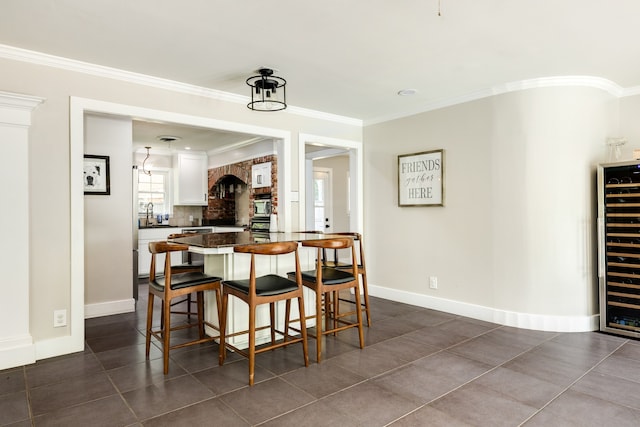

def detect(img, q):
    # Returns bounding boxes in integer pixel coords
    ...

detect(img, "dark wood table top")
[168,231,342,254]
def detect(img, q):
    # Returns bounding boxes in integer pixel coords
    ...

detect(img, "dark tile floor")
[3,285,640,426]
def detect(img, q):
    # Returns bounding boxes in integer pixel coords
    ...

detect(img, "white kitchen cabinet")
[138,227,183,277]
[173,152,208,206]
[251,162,271,188]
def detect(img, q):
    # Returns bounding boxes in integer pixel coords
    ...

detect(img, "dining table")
[168,231,350,349]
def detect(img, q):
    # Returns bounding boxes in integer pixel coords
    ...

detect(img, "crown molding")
[0,90,44,110]
[3,44,638,128]
[621,85,640,98]
[0,90,44,127]
[0,44,362,127]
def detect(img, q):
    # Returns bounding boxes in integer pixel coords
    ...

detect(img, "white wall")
[364,86,618,330]
[84,114,135,316]
[620,96,640,157]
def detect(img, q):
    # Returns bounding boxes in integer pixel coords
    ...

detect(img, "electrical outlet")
[429,276,438,289]
[53,309,67,327]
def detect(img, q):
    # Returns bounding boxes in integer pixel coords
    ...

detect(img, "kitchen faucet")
[146,202,153,226]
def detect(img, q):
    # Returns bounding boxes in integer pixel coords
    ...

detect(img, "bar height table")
[169,231,350,349]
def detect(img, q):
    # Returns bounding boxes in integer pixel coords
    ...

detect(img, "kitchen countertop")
[138,225,247,230]
[168,231,344,255]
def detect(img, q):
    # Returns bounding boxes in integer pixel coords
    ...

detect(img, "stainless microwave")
[254,199,271,217]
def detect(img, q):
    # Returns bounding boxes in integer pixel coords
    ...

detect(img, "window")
[138,169,172,216]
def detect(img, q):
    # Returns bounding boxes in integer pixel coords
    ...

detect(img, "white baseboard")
[368,284,599,333]
[7,299,135,369]
[0,334,35,370]
[35,333,84,362]
[84,298,136,319]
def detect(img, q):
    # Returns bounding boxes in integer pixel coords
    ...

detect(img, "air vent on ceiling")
[156,135,181,143]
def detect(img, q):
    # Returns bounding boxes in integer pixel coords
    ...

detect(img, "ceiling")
[2,1,640,125]
[131,120,264,154]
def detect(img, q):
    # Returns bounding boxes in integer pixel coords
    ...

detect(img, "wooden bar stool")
[291,237,364,363]
[145,241,222,374]
[219,241,309,386]
[322,232,371,326]
[166,232,205,320]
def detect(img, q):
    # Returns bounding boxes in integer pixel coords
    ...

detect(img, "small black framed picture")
[83,154,111,195]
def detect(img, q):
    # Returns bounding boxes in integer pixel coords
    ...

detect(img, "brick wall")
[203,155,278,222]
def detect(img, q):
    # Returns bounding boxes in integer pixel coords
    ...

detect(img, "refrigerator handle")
[597,217,605,278]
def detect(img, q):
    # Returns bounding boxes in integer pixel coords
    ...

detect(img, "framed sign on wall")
[398,149,444,207]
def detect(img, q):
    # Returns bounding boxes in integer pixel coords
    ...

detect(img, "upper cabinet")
[252,162,272,188]
[173,152,208,205]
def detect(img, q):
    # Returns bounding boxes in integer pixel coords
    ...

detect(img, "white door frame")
[298,133,363,234]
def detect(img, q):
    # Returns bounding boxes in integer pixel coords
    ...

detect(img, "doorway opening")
[71,97,293,355]
[299,133,363,234]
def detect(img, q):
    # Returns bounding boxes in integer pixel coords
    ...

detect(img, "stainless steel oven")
[253,199,271,217]
[250,217,271,233]
[181,228,212,263]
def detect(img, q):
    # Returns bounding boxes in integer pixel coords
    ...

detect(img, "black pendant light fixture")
[246,68,287,111]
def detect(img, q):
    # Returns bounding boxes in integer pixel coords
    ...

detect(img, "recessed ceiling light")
[397,89,418,96]
[185,146,191,150]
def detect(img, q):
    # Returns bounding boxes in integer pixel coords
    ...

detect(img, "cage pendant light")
[246,68,287,111]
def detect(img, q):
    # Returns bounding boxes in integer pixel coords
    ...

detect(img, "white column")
[0,91,43,370]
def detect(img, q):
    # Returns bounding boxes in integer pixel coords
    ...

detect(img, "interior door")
[313,168,332,232]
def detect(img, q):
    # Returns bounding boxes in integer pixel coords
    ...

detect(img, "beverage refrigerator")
[597,160,640,338]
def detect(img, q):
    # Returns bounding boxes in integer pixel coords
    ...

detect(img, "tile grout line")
[383,325,564,426]
[253,375,322,426]
[260,315,506,426]
[517,338,631,426]
[22,366,35,427]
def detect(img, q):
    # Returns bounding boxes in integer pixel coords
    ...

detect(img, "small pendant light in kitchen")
[142,146,152,176]
[246,68,287,111]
